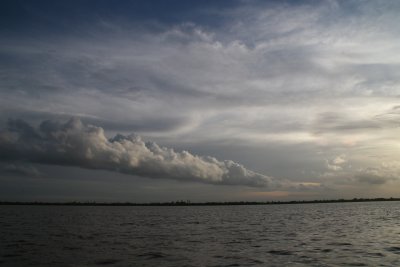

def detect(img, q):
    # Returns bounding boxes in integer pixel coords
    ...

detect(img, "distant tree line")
[0,197,399,206]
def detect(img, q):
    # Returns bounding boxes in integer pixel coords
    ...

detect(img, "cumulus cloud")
[0,118,279,188]
[332,155,346,165]
[325,154,347,171]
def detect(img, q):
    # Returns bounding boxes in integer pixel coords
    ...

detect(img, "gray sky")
[1,0,400,202]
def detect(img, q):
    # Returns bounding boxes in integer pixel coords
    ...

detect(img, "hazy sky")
[1,0,400,202]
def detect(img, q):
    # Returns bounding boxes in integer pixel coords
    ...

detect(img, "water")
[1,202,400,267]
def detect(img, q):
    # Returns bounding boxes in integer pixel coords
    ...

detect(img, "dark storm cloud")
[0,118,279,188]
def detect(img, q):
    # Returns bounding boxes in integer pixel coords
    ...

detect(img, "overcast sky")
[1,0,400,202]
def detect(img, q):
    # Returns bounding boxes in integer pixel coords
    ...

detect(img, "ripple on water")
[326,242,352,246]
[94,259,122,265]
[137,252,168,259]
[268,250,293,255]
[212,255,264,266]
[2,202,400,266]
[385,246,400,254]
[2,253,21,258]
[342,262,368,266]
[63,246,80,251]
[366,252,385,257]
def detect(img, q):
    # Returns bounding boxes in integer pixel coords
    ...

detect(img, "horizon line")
[1,197,399,206]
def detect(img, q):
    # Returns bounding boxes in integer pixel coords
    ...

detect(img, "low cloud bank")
[0,118,278,188]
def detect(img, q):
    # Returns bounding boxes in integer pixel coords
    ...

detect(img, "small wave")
[327,242,352,246]
[268,250,293,255]
[63,246,80,251]
[137,252,168,259]
[366,252,385,257]
[2,253,21,258]
[94,259,121,265]
[214,255,264,265]
[225,240,242,244]
[385,246,400,254]
[5,243,20,248]
[343,263,367,266]
[119,222,135,226]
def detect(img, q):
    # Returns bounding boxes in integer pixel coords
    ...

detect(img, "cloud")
[1,0,400,199]
[313,112,381,135]
[332,155,346,165]
[2,163,41,177]
[2,0,400,148]
[325,154,347,171]
[0,118,280,188]
[354,167,396,185]
[355,173,390,185]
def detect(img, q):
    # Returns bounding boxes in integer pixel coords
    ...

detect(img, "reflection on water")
[1,202,400,266]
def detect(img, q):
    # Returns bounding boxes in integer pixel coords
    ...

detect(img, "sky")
[1,0,400,202]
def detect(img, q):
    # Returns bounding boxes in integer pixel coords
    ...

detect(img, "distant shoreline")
[1,197,399,206]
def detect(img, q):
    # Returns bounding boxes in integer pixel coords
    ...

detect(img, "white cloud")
[325,155,347,171]
[0,118,281,188]
[333,155,346,165]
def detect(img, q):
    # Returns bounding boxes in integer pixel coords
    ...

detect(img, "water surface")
[1,202,400,266]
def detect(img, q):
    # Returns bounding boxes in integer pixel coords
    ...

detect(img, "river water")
[1,202,400,266]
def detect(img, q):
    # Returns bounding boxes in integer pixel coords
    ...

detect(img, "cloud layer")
[0,118,277,188]
[1,0,400,199]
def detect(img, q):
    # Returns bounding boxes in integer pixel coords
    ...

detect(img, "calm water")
[1,202,400,267]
